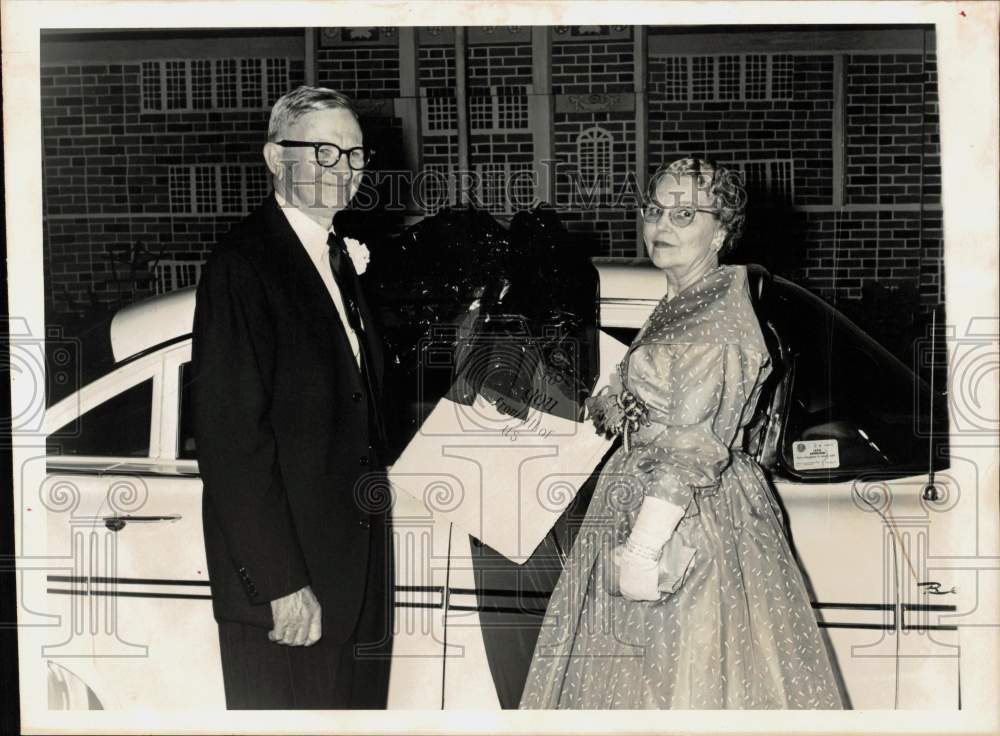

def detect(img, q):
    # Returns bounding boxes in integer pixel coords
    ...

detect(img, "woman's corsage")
[584,363,650,452]
[343,237,370,275]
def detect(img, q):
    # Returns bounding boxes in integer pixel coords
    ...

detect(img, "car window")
[777,282,948,481]
[177,362,197,460]
[47,378,153,457]
[600,326,639,347]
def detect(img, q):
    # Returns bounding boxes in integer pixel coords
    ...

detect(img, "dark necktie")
[327,232,365,339]
[327,232,387,460]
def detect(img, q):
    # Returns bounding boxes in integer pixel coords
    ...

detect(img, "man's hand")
[269,585,322,646]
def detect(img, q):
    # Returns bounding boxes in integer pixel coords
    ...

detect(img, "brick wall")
[552,39,637,256]
[648,54,834,205]
[552,40,634,94]
[41,59,304,318]
[315,45,400,98]
[40,30,944,365]
[845,54,940,204]
[468,44,532,87]
[418,45,459,211]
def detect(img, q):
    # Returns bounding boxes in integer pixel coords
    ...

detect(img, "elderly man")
[191,85,392,709]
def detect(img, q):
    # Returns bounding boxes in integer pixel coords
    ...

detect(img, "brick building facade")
[40,25,942,363]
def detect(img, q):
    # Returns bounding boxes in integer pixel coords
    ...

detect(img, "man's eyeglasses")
[640,203,720,227]
[276,140,374,171]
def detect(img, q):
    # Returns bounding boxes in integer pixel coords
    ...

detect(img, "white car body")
[39,264,961,710]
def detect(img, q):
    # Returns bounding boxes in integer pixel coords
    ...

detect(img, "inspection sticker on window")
[792,439,840,470]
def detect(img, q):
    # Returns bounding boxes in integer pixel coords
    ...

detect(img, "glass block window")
[422,93,457,135]
[718,55,741,100]
[496,89,529,129]
[421,164,454,215]
[191,60,213,109]
[461,86,530,133]
[139,58,287,111]
[240,58,263,108]
[141,61,162,112]
[577,126,614,194]
[216,59,239,109]
[168,166,192,212]
[469,93,493,131]
[169,165,271,215]
[244,166,271,209]
[476,163,507,214]
[164,60,187,110]
[508,165,536,210]
[727,158,794,202]
[691,56,715,101]
[770,158,794,199]
[194,167,218,213]
[220,165,244,214]
[265,57,289,105]
[771,54,794,100]
[652,53,794,102]
[662,56,688,101]
[744,55,768,100]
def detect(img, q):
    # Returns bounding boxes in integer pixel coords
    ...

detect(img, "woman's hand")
[613,543,661,601]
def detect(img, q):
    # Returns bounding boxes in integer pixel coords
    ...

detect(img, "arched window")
[576,126,614,197]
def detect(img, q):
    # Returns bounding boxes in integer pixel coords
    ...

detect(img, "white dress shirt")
[274,193,362,369]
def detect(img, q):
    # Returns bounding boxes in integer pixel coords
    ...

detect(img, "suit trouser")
[216,517,394,709]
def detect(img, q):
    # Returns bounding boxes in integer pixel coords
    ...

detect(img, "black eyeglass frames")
[275,140,374,171]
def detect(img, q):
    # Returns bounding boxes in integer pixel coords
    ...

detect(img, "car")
[38,261,959,711]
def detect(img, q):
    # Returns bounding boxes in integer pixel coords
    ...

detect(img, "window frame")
[139,57,289,113]
[44,352,164,465]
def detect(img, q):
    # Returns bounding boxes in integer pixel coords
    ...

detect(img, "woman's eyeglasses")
[640,203,720,227]
[276,140,374,171]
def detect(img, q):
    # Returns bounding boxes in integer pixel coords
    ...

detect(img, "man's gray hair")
[267,85,358,142]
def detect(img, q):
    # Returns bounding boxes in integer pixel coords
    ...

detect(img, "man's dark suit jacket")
[191,195,387,645]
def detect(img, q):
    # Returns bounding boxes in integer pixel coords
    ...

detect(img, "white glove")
[615,496,686,602]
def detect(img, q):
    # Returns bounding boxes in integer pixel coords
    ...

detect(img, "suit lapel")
[262,198,363,377]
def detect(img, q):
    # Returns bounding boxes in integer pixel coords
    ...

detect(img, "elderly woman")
[519,158,843,709]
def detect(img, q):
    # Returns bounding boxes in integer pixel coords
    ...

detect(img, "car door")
[43,340,224,710]
[761,278,959,710]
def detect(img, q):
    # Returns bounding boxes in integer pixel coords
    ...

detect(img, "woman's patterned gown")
[519,265,843,709]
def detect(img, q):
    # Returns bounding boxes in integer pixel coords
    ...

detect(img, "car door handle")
[102,514,182,532]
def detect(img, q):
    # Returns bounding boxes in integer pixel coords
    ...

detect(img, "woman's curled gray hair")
[645,158,748,256]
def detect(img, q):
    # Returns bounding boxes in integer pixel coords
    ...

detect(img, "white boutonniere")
[343,237,370,275]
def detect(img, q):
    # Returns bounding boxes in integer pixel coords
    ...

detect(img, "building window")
[191,59,213,109]
[140,58,289,112]
[727,158,795,202]
[472,163,534,215]
[661,56,688,101]
[652,53,794,102]
[691,56,715,101]
[718,55,741,100]
[476,163,507,214]
[422,90,457,135]
[165,60,188,110]
[495,87,530,130]
[467,86,530,132]
[216,59,239,108]
[141,61,162,112]
[168,164,272,215]
[771,54,794,100]
[469,92,493,131]
[745,54,768,99]
[244,166,271,210]
[420,163,455,215]
[577,126,614,195]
